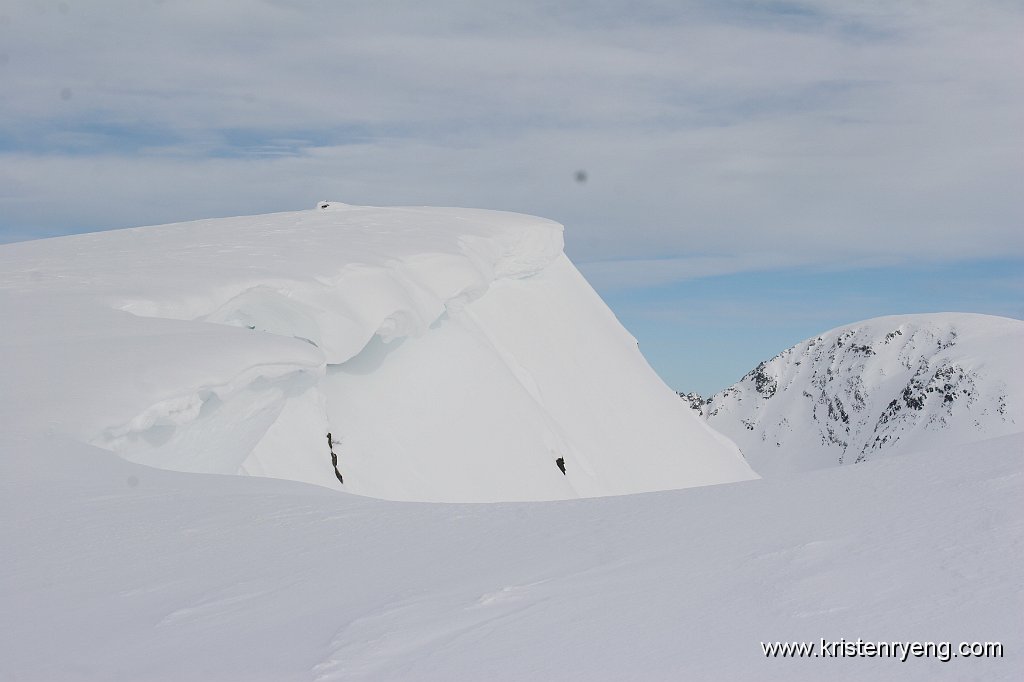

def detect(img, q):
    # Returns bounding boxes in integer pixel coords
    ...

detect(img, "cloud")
[1,0,1021,283]
[577,253,810,290]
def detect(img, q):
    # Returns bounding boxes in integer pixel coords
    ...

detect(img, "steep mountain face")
[0,203,754,501]
[689,314,1024,476]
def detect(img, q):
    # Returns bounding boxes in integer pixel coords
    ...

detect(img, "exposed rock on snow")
[677,391,707,416]
[0,204,754,501]
[690,314,1024,476]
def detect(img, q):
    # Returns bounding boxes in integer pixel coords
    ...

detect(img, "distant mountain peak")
[687,313,1023,476]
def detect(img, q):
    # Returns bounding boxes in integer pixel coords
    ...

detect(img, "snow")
[1,431,1020,680]
[0,203,753,501]
[1,206,1020,680]
[698,313,1024,476]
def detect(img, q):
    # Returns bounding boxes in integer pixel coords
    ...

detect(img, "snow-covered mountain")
[0,202,753,501]
[690,314,1024,476]
[2,208,1021,681]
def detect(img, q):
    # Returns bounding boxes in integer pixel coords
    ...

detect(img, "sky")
[1,0,1021,394]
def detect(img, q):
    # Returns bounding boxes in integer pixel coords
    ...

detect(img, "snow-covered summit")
[0,203,564,358]
[0,203,755,501]
[692,313,1024,476]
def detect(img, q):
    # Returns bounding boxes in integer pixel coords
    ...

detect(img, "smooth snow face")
[0,203,754,501]
[325,254,752,500]
[695,313,1024,476]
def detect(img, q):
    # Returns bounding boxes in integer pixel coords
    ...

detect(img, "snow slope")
[0,203,753,501]
[1,208,1019,680]
[1,430,1020,681]
[694,314,1024,476]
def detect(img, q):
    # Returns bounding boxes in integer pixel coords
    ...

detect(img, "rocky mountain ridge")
[683,313,1023,475]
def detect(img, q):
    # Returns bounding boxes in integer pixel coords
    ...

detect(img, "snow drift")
[2,208,1020,681]
[3,428,1020,681]
[690,314,1024,476]
[0,202,754,501]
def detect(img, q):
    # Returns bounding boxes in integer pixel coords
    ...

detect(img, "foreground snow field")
[1,205,1020,680]
[2,433,1020,681]
[0,203,752,501]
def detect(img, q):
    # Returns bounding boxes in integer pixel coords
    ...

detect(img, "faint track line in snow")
[312,591,547,682]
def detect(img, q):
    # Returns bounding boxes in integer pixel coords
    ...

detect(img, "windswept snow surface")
[696,314,1024,476]
[0,203,753,500]
[1,433,1020,680]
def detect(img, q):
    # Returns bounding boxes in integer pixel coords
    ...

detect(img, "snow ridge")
[691,313,1024,475]
[0,203,754,501]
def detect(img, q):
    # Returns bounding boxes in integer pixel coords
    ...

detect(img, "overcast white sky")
[2,0,1021,391]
